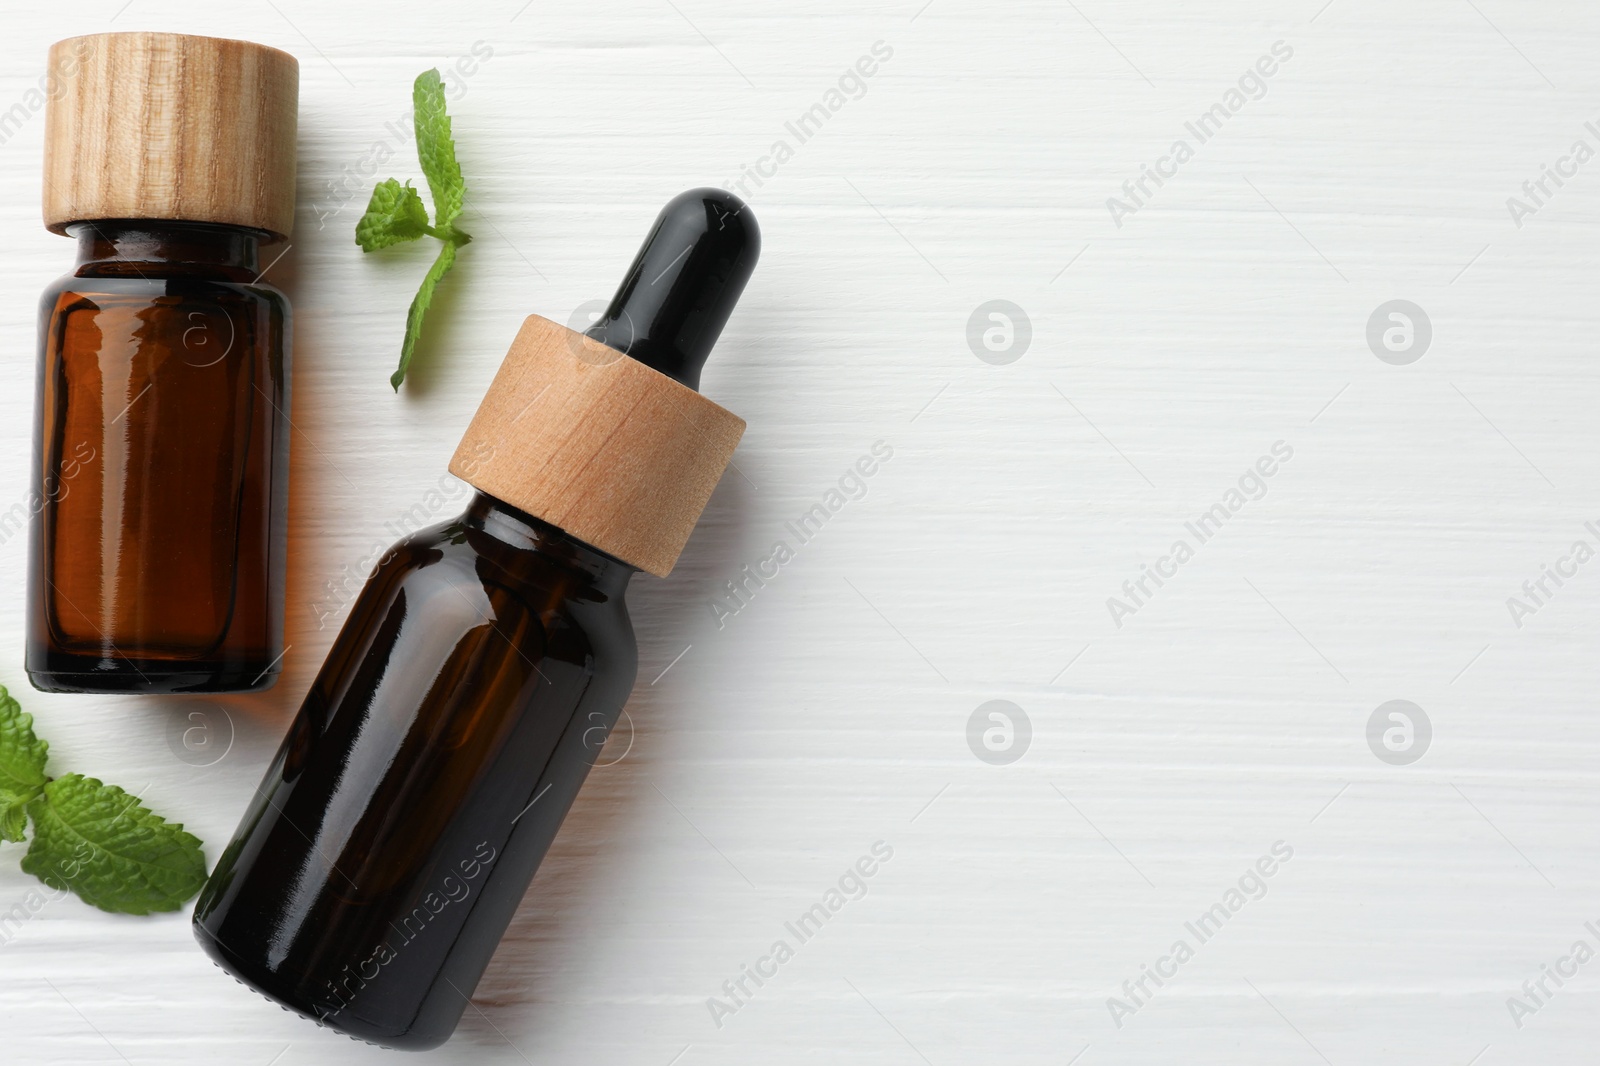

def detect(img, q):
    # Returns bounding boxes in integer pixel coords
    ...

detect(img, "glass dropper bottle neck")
[67,220,265,281]
[462,492,635,595]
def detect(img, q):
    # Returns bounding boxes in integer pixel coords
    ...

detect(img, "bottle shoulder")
[40,271,289,312]
[335,518,636,697]
[375,517,634,640]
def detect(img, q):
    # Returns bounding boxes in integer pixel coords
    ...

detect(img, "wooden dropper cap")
[43,32,299,239]
[449,189,759,577]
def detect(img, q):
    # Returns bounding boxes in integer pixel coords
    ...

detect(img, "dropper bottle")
[193,188,758,1050]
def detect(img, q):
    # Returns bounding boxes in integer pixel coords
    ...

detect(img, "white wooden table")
[2,1,1598,1063]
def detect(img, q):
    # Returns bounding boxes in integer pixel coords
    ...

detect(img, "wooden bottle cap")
[448,315,746,578]
[43,33,298,239]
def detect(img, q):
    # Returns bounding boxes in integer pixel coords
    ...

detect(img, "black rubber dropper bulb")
[584,187,760,392]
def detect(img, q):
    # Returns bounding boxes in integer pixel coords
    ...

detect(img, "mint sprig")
[356,68,473,391]
[0,686,206,915]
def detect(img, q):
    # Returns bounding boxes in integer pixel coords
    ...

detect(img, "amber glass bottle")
[28,222,291,693]
[26,33,298,693]
[195,189,759,1049]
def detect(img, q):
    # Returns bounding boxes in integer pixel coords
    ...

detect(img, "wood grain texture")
[43,32,298,237]
[448,314,744,577]
[1,1,1599,1064]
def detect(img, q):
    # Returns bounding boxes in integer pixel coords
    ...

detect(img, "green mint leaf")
[413,68,466,231]
[359,68,474,390]
[0,800,28,845]
[0,687,49,826]
[22,775,206,915]
[391,240,459,390]
[355,178,432,251]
